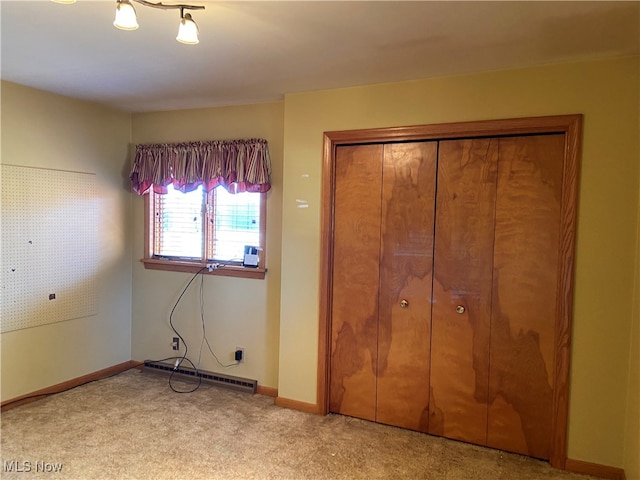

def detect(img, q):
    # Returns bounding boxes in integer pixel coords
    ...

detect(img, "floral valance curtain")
[130,138,272,195]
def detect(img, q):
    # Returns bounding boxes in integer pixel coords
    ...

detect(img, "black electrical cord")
[165,267,207,393]
[155,265,241,393]
[167,356,201,394]
[197,273,239,369]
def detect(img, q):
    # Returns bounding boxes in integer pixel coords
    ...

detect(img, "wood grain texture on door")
[487,134,564,459]
[376,142,437,432]
[330,145,383,421]
[429,138,499,444]
[321,116,581,467]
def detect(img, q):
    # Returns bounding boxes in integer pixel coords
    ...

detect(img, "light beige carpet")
[1,369,596,480]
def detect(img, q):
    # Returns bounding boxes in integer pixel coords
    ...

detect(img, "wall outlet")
[234,347,244,363]
[172,337,179,351]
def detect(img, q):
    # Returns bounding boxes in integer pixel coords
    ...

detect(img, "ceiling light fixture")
[114,0,139,31]
[52,0,204,45]
[176,11,200,45]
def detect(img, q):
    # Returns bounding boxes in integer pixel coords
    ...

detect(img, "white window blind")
[209,188,260,262]
[154,185,204,259]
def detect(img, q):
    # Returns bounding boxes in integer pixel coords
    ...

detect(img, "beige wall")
[130,103,284,389]
[278,57,640,468]
[0,81,133,401]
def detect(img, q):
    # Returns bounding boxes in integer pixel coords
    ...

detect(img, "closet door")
[330,142,437,432]
[428,138,499,444]
[329,144,383,421]
[429,134,564,459]
[486,134,564,459]
[376,142,437,432]
[322,116,580,466]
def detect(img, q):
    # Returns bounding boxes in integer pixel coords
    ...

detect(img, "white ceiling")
[1,1,638,112]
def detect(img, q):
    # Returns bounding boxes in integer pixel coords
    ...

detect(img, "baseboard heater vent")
[142,360,257,394]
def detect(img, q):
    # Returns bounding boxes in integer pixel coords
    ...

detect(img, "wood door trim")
[550,114,582,469]
[322,115,581,144]
[318,114,582,470]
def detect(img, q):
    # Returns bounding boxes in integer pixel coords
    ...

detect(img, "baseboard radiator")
[142,360,257,394]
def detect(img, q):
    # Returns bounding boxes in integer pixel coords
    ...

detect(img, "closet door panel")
[429,138,498,444]
[376,142,437,432]
[487,134,564,459]
[330,145,383,421]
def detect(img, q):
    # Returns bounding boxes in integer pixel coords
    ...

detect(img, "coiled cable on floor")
[166,267,207,393]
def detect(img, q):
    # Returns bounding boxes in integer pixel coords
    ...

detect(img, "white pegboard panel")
[1,165,97,333]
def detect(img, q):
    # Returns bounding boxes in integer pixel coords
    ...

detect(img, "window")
[143,184,266,279]
[131,138,271,278]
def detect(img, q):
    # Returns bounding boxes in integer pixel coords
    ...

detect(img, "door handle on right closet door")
[455,305,466,314]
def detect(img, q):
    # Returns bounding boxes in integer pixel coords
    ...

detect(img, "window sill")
[141,258,266,279]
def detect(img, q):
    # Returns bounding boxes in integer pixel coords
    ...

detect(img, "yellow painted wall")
[130,103,284,389]
[626,255,639,478]
[0,81,133,401]
[624,118,640,479]
[3,57,638,472]
[278,57,640,467]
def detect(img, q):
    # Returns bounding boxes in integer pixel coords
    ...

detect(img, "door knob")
[400,299,409,309]
[456,305,466,314]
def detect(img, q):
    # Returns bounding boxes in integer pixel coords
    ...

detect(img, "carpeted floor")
[1,369,596,480]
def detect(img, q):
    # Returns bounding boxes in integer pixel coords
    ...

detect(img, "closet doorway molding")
[317,114,582,470]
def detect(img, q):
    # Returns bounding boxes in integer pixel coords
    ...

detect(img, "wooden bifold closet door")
[329,141,437,432]
[329,133,565,460]
[429,134,563,460]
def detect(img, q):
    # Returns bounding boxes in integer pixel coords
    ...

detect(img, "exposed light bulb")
[114,0,139,31]
[53,0,205,42]
[176,13,199,44]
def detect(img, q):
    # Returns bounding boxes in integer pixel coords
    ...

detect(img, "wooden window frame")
[142,190,267,280]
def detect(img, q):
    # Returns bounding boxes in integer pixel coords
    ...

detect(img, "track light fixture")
[113,0,204,44]
[52,0,204,45]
